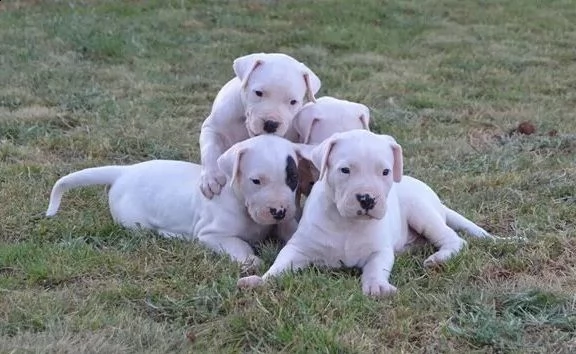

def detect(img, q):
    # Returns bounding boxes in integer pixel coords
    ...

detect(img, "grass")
[1,0,575,352]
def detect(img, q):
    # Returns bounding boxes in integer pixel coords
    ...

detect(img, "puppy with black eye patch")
[45,135,307,273]
[238,130,493,296]
[285,155,299,192]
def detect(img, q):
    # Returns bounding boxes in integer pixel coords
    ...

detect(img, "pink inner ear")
[358,114,370,130]
[316,139,337,180]
[301,118,319,144]
[241,60,263,88]
[303,73,317,103]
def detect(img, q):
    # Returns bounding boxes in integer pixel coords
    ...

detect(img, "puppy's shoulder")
[207,78,244,121]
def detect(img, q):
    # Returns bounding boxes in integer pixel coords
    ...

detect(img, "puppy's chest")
[240,222,272,243]
[318,234,378,268]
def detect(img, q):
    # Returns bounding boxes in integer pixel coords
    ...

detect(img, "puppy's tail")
[444,206,492,239]
[46,166,126,217]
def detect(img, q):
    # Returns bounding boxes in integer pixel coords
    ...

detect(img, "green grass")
[1,0,575,352]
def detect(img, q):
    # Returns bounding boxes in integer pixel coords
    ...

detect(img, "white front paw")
[199,168,227,199]
[237,275,264,289]
[361,278,397,297]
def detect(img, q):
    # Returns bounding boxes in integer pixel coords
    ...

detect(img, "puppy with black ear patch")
[288,96,371,218]
[46,135,305,271]
[238,130,492,296]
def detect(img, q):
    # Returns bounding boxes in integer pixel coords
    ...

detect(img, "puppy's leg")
[237,242,312,289]
[444,206,492,238]
[198,235,261,272]
[361,247,397,297]
[408,204,467,267]
[199,125,228,199]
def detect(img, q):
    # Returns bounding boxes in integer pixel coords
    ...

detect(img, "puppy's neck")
[217,184,251,220]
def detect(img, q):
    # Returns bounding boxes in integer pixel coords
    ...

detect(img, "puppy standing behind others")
[46,135,303,270]
[199,52,321,199]
[288,96,371,218]
[238,130,492,296]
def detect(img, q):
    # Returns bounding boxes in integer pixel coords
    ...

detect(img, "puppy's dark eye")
[290,99,298,105]
[340,167,350,174]
[251,179,261,185]
[382,169,390,176]
[254,90,263,97]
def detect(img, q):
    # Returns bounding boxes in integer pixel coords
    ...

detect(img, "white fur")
[46,135,303,271]
[199,53,321,199]
[237,130,492,296]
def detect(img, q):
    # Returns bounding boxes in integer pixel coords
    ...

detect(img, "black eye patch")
[285,155,299,192]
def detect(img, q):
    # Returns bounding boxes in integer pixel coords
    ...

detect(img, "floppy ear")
[217,145,246,189]
[293,105,319,144]
[303,72,320,103]
[300,62,321,103]
[358,104,371,130]
[293,143,314,162]
[297,136,338,181]
[233,53,264,88]
[388,139,403,183]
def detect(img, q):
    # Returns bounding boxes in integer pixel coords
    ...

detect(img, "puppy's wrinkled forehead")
[243,136,299,189]
[330,135,393,168]
[249,65,306,94]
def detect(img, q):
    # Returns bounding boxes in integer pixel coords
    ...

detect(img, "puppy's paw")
[423,248,461,268]
[199,168,227,199]
[361,279,397,297]
[237,275,264,289]
[240,255,262,275]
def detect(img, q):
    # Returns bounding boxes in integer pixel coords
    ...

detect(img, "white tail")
[444,206,492,238]
[444,206,528,242]
[46,166,126,217]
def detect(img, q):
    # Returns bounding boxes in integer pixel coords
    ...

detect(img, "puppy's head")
[293,96,370,145]
[292,96,371,196]
[217,135,304,225]
[233,53,321,138]
[301,130,403,220]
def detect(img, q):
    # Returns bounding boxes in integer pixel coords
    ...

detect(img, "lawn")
[1,0,575,352]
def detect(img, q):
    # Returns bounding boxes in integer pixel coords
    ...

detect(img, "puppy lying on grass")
[238,130,492,296]
[46,135,303,271]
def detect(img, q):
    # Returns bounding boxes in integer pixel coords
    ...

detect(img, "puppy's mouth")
[245,121,258,137]
[248,207,294,225]
[355,210,376,219]
[352,209,385,220]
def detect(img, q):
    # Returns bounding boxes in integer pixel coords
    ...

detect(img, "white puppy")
[46,135,303,270]
[290,96,370,199]
[199,52,321,199]
[237,130,492,296]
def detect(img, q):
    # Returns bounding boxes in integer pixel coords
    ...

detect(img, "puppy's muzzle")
[356,193,376,211]
[269,207,286,220]
[263,120,280,133]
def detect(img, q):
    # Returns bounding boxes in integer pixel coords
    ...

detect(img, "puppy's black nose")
[356,194,375,210]
[269,207,286,220]
[263,120,280,133]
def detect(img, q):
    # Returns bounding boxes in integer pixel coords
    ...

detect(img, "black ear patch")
[285,155,299,192]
